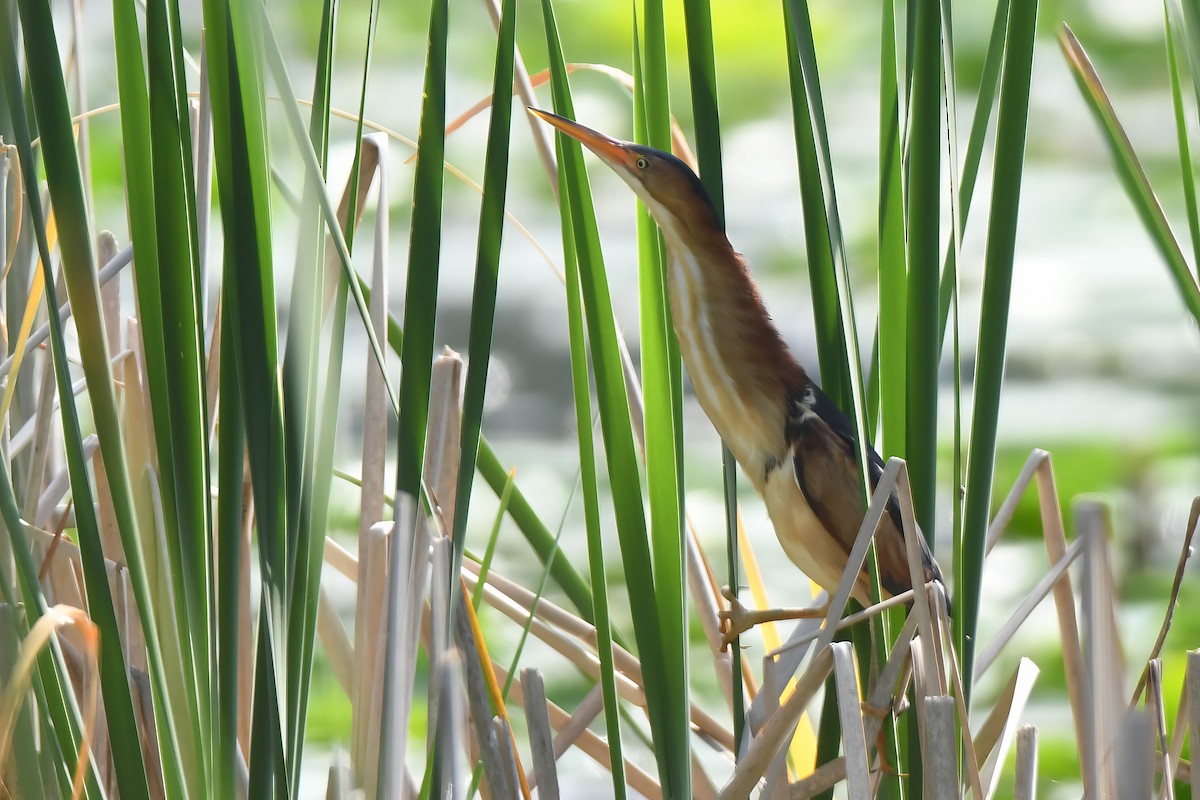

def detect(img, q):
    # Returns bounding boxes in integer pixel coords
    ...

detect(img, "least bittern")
[531,109,945,646]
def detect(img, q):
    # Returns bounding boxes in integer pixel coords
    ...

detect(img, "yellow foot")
[874,728,907,777]
[863,702,910,778]
[717,587,830,652]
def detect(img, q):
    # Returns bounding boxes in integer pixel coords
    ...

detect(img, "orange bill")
[527,108,638,171]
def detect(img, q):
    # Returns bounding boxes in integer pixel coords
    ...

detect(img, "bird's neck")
[653,215,808,489]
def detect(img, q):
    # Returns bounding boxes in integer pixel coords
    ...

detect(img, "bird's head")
[529,108,722,237]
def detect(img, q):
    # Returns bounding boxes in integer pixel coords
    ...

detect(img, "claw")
[863,701,909,778]
[716,586,830,652]
[873,727,910,777]
[718,586,752,652]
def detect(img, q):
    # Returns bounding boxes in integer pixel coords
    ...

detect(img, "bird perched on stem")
[530,109,944,646]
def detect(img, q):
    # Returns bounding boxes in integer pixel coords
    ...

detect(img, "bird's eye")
[636,156,649,170]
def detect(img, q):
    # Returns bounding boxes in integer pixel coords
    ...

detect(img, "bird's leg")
[718,586,830,651]
[860,699,909,777]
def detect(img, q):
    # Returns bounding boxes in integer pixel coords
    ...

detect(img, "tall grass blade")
[112,0,212,787]
[959,0,1039,701]
[201,0,290,788]
[395,0,448,501]
[936,0,1012,346]
[215,278,246,800]
[634,0,691,789]
[453,0,517,558]
[678,0,743,754]
[281,0,356,789]
[878,0,907,461]
[781,0,848,408]
[538,1,684,790]
[559,188,626,796]
[905,0,941,539]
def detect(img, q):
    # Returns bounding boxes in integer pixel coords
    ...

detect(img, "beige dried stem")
[982,449,1089,787]
[1078,499,1125,797]
[0,605,98,800]
[1146,660,1174,800]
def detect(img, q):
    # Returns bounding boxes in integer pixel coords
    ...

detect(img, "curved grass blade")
[0,416,100,799]
[1165,0,1200,271]
[260,15,397,414]
[1059,25,1200,325]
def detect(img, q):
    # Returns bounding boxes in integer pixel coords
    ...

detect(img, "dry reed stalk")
[323,537,358,582]
[923,695,957,799]
[459,563,735,751]
[831,642,871,796]
[326,758,352,800]
[1166,677,1189,795]
[1013,724,1037,800]
[316,585,354,694]
[973,658,1038,797]
[1187,651,1200,798]
[520,668,560,800]
[491,658,662,799]
[351,522,390,796]
[97,232,121,380]
[722,647,834,797]
[351,133,389,793]
[437,652,467,800]
[0,245,133,389]
[983,450,1089,788]
[1114,710,1153,798]
[976,537,1083,677]
[455,581,515,800]
[1079,499,1123,797]
[690,750,720,800]
[1147,660,1173,800]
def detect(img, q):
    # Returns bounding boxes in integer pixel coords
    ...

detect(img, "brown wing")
[786,384,943,599]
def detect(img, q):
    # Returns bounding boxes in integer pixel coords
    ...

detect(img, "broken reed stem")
[1131,498,1199,704]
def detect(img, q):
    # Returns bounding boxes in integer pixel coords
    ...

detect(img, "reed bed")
[1,0,1199,797]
